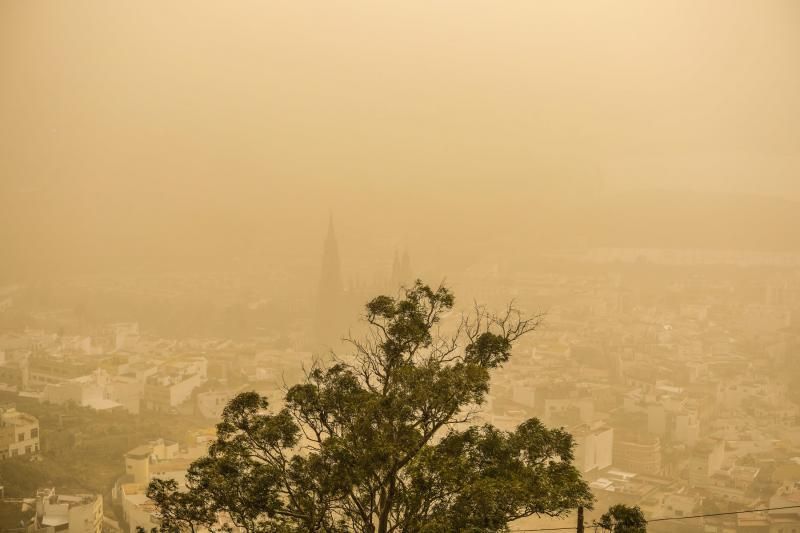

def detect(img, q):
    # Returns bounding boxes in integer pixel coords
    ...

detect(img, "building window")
[31,428,38,438]
[18,433,24,442]
[25,446,31,454]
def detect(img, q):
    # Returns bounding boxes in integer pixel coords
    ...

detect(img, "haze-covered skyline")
[3,4,800,531]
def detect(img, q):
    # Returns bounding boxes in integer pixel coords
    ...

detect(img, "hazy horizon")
[2,1,799,281]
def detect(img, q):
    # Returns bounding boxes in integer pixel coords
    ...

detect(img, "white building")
[123,438,180,484]
[572,422,613,473]
[116,436,211,533]
[118,483,159,533]
[0,406,39,459]
[143,358,207,413]
[33,488,103,533]
[41,370,122,412]
[196,385,247,419]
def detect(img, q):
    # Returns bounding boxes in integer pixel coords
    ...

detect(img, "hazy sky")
[2,1,799,280]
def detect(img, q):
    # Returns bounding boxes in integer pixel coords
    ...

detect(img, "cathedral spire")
[315,215,344,349]
[320,216,342,293]
[390,248,413,289]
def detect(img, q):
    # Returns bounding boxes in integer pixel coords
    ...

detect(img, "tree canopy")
[148,281,594,532]
[597,504,648,533]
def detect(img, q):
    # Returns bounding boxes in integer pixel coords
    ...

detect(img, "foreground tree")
[149,281,593,532]
[597,505,648,533]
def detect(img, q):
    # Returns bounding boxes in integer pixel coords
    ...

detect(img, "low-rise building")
[196,384,247,420]
[688,439,726,487]
[143,358,207,413]
[32,488,103,533]
[41,369,123,412]
[0,406,39,459]
[768,483,800,533]
[123,438,180,484]
[116,436,212,533]
[118,483,159,533]
[28,356,94,390]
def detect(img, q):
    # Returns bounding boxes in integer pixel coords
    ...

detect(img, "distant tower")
[390,248,414,289]
[399,250,412,282]
[315,216,345,349]
[391,251,401,286]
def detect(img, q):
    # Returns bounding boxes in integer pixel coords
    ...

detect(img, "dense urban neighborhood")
[1,246,799,532]
[3,1,799,530]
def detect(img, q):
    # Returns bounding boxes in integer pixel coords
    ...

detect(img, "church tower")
[315,216,345,349]
[390,248,414,290]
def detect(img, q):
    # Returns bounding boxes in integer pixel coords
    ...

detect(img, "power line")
[509,504,800,532]
[647,504,800,523]
[509,527,575,532]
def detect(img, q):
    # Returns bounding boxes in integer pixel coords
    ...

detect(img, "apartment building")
[0,406,39,460]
